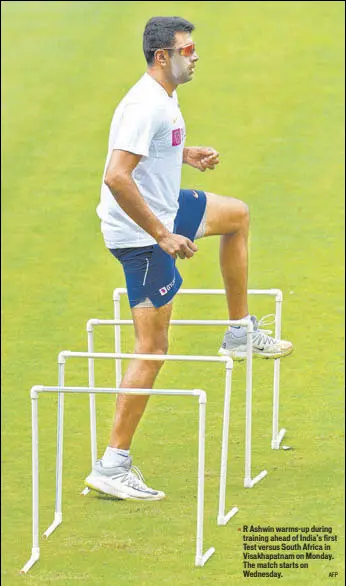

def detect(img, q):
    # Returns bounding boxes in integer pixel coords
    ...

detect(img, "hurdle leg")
[217,360,239,525]
[88,329,97,467]
[195,392,215,566]
[81,327,98,496]
[113,290,122,386]
[43,361,65,536]
[244,322,268,488]
[272,292,286,449]
[272,358,286,448]
[20,391,40,573]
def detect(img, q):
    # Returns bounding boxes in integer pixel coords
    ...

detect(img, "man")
[85,16,293,500]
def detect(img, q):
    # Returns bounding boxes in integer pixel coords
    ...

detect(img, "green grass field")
[1,1,344,585]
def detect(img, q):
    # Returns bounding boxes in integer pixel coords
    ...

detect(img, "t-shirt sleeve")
[110,102,161,157]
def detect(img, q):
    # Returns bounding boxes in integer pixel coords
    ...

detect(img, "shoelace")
[256,313,276,333]
[253,314,278,346]
[113,464,149,490]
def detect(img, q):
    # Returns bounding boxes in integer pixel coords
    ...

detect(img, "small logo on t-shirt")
[172,128,182,146]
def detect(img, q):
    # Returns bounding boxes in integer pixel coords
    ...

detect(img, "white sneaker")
[219,315,293,360]
[85,457,165,501]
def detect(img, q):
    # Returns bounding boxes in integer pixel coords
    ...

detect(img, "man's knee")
[222,199,249,236]
[135,334,169,357]
[236,200,250,227]
[134,337,168,374]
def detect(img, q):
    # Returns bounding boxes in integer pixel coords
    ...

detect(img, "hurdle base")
[218,506,239,526]
[20,546,40,574]
[244,470,268,488]
[43,512,62,538]
[195,547,215,567]
[271,428,286,450]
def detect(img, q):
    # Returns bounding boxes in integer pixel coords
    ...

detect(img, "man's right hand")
[157,233,198,259]
[104,151,198,259]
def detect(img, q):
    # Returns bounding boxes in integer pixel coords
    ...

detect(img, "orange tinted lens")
[180,43,195,57]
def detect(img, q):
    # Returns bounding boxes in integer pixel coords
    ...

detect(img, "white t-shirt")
[96,73,186,248]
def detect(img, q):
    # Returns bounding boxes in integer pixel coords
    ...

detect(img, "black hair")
[143,16,195,65]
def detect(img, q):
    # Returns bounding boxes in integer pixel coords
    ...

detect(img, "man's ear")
[155,50,168,66]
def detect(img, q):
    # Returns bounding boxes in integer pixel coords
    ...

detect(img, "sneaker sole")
[219,347,294,360]
[84,478,166,501]
[218,348,246,361]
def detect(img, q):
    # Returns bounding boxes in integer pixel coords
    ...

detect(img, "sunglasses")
[153,43,196,57]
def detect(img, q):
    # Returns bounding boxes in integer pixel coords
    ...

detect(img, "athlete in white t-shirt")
[85,17,293,501]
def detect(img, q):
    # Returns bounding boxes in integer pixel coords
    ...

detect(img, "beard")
[170,55,193,85]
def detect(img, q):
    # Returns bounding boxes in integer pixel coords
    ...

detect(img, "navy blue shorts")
[109,189,207,308]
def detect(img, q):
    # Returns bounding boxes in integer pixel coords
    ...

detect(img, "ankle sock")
[229,315,250,336]
[102,446,130,468]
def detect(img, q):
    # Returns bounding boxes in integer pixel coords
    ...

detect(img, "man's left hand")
[184,147,220,172]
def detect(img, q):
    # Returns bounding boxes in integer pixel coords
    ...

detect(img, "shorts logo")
[159,276,176,296]
[172,129,182,146]
[192,190,199,199]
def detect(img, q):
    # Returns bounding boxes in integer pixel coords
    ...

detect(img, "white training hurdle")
[50,351,248,528]
[112,288,285,451]
[84,321,266,492]
[20,384,214,574]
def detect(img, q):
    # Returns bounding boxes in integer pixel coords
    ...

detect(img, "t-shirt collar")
[144,72,175,99]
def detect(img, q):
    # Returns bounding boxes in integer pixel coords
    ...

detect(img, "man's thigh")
[131,302,173,351]
[202,192,249,237]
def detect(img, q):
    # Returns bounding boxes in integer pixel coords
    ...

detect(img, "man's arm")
[104,149,197,259]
